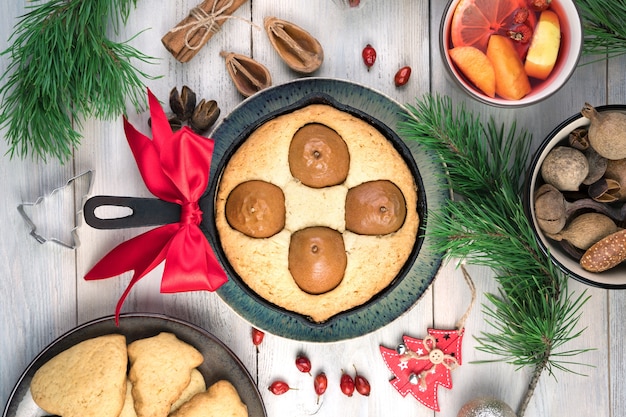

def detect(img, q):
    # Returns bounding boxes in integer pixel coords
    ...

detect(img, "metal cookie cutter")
[17,170,94,249]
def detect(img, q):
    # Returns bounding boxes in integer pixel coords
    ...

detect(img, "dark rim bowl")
[2,313,266,417]
[439,0,583,107]
[523,104,626,289]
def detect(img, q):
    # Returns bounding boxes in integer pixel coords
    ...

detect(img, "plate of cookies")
[2,313,266,417]
[203,78,449,342]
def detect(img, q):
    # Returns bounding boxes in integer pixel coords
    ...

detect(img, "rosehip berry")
[314,372,328,397]
[507,23,533,43]
[394,66,411,87]
[251,328,264,346]
[295,355,312,375]
[513,7,530,24]
[340,371,355,397]
[348,0,360,7]
[527,0,551,11]
[362,44,377,70]
[268,380,290,395]
[355,374,371,396]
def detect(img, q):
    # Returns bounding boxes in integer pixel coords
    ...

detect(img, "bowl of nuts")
[525,104,626,288]
[440,0,583,106]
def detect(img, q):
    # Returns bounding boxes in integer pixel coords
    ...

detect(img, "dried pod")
[534,183,568,234]
[169,86,197,121]
[568,127,589,150]
[588,177,621,203]
[534,183,626,234]
[582,147,607,185]
[581,103,626,160]
[580,229,626,272]
[264,17,324,74]
[604,158,626,201]
[148,113,183,132]
[540,146,589,191]
[545,212,618,250]
[190,99,220,134]
[221,51,272,97]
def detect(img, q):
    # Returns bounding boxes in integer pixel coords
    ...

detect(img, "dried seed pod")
[148,113,183,132]
[190,99,220,134]
[533,183,626,234]
[581,103,626,160]
[580,229,626,272]
[582,147,607,186]
[534,183,568,234]
[540,146,589,191]
[221,51,272,97]
[169,86,197,121]
[588,177,621,203]
[568,127,589,150]
[545,212,618,250]
[264,17,323,74]
[604,158,626,201]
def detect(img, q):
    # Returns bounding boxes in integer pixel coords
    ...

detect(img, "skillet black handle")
[83,196,181,230]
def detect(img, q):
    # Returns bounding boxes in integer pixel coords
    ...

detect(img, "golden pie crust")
[215,104,419,322]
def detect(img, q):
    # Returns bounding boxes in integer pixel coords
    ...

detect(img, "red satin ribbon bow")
[85,89,227,323]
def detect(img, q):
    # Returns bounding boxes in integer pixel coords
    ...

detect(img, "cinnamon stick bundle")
[162,0,248,63]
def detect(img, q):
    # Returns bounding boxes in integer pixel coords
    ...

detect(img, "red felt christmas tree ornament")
[380,265,476,412]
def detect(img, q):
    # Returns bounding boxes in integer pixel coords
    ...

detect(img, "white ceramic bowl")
[440,0,583,107]
[524,105,626,288]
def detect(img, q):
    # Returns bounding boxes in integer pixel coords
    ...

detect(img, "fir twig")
[576,0,626,60]
[0,0,159,162]
[400,95,592,417]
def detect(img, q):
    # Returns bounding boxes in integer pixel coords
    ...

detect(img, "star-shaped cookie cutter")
[17,170,94,249]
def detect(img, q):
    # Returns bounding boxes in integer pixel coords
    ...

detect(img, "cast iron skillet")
[84,92,427,338]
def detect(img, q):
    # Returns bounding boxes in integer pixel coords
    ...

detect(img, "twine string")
[455,262,476,333]
[398,263,476,390]
[169,0,258,51]
[400,335,459,390]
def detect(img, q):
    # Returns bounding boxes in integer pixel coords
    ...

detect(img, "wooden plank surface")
[1,1,623,416]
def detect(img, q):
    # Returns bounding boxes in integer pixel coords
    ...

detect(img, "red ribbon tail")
[85,226,177,323]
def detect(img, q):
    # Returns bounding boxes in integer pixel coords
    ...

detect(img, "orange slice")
[486,35,531,100]
[449,46,496,98]
[450,0,535,52]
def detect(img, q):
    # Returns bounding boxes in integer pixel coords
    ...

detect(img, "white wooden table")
[1,1,624,416]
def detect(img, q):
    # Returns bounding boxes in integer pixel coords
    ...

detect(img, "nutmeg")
[225,180,285,238]
[288,123,350,188]
[345,180,407,235]
[288,227,347,294]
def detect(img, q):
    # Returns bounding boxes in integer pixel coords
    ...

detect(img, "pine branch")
[0,0,159,162]
[400,95,592,417]
[576,0,626,59]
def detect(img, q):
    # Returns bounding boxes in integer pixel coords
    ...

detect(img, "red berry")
[340,371,355,397]
[513,7,530,24]
[348,0,360,7]
[251,328,264,346]
[353,365,371,396]
[527,0,551,11]
[268,380,290,395]
[394,66,411,87]
[295,356,312,375]
[314,372,328,396]
[355,374,371,396]
[507,23,533,43]
[362,44,377,70]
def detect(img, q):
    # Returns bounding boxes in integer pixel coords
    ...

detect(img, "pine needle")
[576,0,626,59]
[0,0,159,162]
[400,95,592,417]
